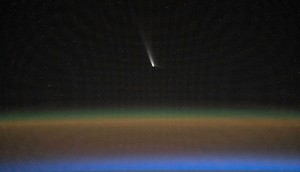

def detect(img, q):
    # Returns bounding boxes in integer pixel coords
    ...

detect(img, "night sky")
[0,0,300,110]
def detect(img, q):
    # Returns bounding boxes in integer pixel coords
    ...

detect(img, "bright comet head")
[150,59,155,67]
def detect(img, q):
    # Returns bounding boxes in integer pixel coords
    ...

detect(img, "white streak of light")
[145,43,155,67]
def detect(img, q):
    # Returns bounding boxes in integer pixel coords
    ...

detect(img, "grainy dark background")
[0,0,300,110]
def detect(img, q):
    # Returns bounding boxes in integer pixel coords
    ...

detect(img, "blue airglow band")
[1,156,300,171]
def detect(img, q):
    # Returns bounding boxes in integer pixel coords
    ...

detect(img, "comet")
[140,31,156,68]
[145,42,155,67]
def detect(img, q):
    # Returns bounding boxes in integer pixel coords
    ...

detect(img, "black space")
[0,0,300,110]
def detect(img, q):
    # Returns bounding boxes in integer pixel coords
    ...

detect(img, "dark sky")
[0,0,300,110]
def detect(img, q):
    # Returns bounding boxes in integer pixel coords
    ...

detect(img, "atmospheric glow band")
[1,156,300,171]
